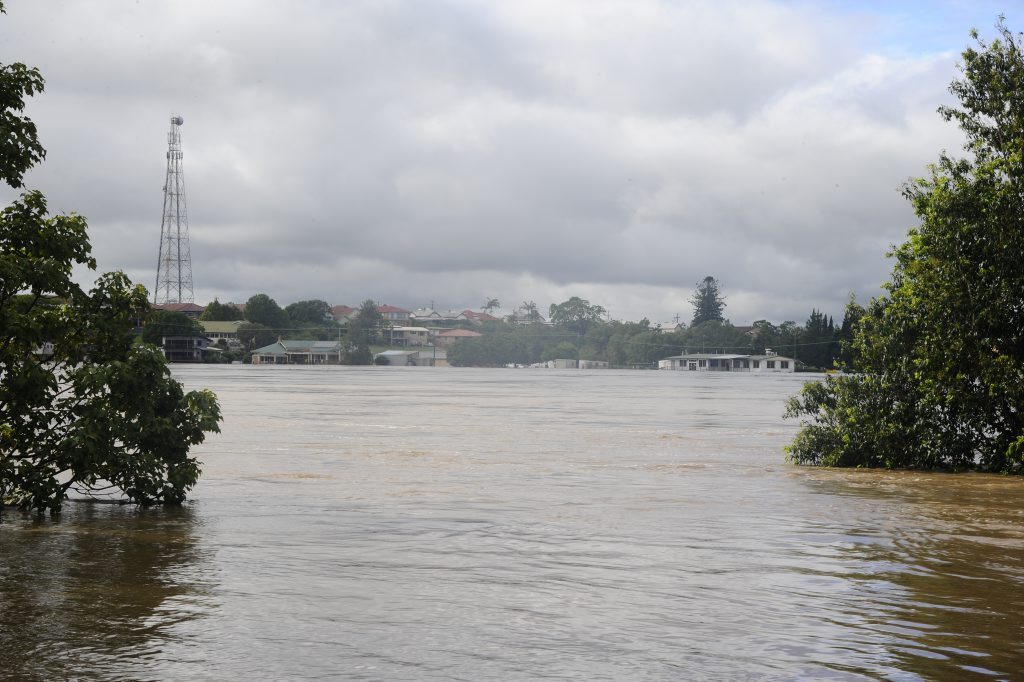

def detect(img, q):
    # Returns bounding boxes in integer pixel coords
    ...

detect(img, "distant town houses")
[157,300,500,327]
[145,299,809,371]
[409,308,498,325]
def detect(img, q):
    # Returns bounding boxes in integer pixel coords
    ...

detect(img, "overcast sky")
[2,0,1014,325]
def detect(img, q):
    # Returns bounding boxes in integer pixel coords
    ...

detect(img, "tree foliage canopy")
[244,293,290,330]
[548,296,606,335]
[340,299,383,365]
[200,298,243,321]
[142,309,202,345]
[0,41,45,187]
[285,299,330,325]
[690,276,725,326]
[0,10,221,512]
[786,20,1024,473]
[236,322,276,350]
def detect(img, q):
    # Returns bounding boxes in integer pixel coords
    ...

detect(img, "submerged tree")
[0,4,221,512]
[786,20,1024,472]
[690,276,725,326]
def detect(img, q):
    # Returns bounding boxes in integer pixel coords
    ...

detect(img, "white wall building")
[658,352,796,372]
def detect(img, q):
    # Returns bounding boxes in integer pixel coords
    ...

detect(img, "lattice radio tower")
[153,115,194,304]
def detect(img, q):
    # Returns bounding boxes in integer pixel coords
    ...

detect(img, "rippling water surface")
[2,366,1023,680]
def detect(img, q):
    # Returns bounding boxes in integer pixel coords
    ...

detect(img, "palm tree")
[482,297,500,314]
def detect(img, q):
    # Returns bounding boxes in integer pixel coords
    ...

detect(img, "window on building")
[767,360,775,369]
[781,361,789,369]
[698,359,706,367]
[753,360,760,368]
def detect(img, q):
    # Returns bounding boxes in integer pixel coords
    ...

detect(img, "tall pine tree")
[690,276,726,326]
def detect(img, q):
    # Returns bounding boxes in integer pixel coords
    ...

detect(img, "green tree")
[354,299,385,341]
[200,298,243,321]
[482,297,500,314]
[681,320,749,354]
[541,341,579,362]
[142,309,202,345]
[519,300,542,323]
[749,319,780,354]
[786,20,1024,472]
[799,309,836,369]
[0,28,44,188]
[236,322,276,350]
[834,295,865,369]
[690,276,725,326]
[285,299,330,325]
[338,300,383,364]
[548,296,606,335]
[0,13,221,512]
[244,293,290,331]
[448,334,530,367]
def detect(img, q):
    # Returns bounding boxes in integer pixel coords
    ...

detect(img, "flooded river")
[2,366,1023,680]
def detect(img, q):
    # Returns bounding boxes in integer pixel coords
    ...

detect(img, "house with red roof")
[153,302,206,319]
[461,310,499,324]
[330,304,357,322]
[434,328,482,348]
[377,304,411,324]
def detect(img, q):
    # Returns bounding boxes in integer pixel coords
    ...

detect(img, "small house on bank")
[200,320,245,344]
[658,352,795,372]
[161,335,211,363]
[251,339,343,365]
[384,326,431,347]
[434,328,482,347]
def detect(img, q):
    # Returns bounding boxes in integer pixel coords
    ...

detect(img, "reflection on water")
[1,366,1022,679]
[795,471,1024,678]
[0,504,214,681]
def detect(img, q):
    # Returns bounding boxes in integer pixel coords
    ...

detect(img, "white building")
[658,352,796,372]
[385,326,431,347]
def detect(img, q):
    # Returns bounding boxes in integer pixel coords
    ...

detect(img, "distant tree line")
[145,278,861,369]
[448,282,863,369]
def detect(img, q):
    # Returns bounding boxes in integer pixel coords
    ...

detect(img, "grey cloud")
[0,0,1003,324]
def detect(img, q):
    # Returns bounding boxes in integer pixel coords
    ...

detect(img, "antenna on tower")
[153,115,194,304]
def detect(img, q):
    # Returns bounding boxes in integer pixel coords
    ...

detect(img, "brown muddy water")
[1,366,1022,680]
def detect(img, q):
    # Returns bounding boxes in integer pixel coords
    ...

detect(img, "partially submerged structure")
[160,335,210,363]
[251,339,343,365]
[658,352,795,372]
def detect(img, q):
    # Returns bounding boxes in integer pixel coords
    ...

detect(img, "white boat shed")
[658,352,796,372]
